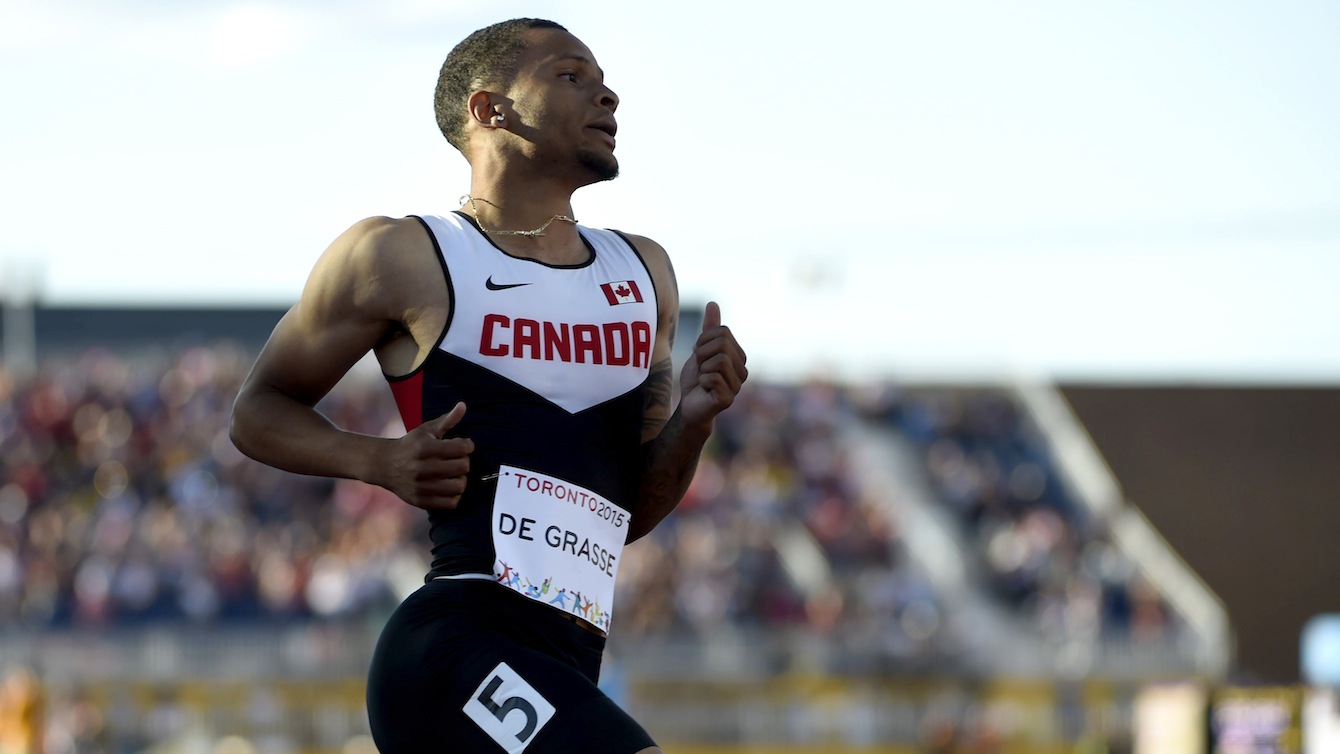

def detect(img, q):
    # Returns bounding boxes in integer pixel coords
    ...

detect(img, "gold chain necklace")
[462,195,577,238]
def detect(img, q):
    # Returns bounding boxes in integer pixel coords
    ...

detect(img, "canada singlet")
[386,212,658,634]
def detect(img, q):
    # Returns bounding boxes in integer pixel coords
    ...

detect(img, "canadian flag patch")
[600,280,644,306]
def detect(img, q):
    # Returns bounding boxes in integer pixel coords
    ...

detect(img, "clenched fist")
[678,302,748,431]
[381,402,475,510]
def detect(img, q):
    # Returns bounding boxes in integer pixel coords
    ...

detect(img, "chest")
[439,226,657,413]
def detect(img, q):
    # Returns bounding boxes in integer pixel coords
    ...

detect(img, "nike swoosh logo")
[485,276,533,291]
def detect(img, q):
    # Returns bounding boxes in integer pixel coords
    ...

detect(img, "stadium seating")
[0,342,1199,752]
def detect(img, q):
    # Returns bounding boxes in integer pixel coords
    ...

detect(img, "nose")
[598,85,619,112]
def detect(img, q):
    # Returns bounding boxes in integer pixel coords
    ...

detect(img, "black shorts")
[366,578,656,754]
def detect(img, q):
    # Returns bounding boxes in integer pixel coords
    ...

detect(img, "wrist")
[352,434,395,489]
[673,407,714,444]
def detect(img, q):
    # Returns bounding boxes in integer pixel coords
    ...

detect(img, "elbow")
[228,414,250,458]
[228,395,262,461]
[624,517,655,545]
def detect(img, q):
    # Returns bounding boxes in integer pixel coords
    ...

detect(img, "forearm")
[230,386,390,487]
[627,408,712,543]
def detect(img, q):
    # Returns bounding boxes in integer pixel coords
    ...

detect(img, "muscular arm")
[624,236,748,543]
[230,217,473,509]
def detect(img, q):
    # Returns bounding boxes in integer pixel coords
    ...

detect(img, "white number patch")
[463,662,556,753]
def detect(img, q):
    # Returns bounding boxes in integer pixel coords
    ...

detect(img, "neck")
[471,165,580,218]
[463,195,577,236]
[460,187,588,264]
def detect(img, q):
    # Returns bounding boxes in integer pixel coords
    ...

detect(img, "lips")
[588,119,617,148]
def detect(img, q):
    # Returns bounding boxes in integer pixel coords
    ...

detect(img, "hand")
[383,402,474,510]
[678,302,748,431]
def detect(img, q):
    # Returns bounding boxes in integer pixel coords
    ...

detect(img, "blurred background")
[2,1,1338,753]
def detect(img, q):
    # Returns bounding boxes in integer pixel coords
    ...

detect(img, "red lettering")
[573,324,601,364]
[514,318,541,359]
[540,480,554,496]
[526,477,541,492]
[481,315,654,369]
[602,322,630,367]
[632,321,652,368]
[543,321,571,362]
[481,314,509,356]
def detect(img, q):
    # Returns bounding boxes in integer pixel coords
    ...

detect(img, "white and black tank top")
[387,212,658,582]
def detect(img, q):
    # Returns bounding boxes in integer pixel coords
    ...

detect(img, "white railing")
[1013,378,1234,680]
[2,620,1210,686]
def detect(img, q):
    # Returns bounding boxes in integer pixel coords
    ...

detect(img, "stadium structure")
[0,303,1337,754]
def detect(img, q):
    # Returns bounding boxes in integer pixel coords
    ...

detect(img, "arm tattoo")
[642,358,674,436]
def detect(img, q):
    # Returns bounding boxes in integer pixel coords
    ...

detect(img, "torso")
[383,212,659,634]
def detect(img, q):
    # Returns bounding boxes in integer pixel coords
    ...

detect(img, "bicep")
[242,301,385,409]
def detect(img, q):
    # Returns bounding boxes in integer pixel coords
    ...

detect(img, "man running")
[230,17,747,754]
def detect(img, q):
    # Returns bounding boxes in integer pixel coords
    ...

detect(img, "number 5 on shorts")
[464,662,557,753]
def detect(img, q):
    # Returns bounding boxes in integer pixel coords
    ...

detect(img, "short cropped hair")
[434,18,568,152]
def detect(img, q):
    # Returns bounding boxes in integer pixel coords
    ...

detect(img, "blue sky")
[2,0,1338,382]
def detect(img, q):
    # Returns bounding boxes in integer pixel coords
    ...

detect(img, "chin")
[577,149,620,182]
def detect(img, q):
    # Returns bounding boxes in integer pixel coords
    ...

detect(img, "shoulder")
[333,216,432,265]
[304,216,438,316]
[612,232,678,321]
[313,216,437,287]
[613,231,677,287]
[613,231,669,266]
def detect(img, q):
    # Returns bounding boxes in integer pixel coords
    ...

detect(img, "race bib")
[490,465,630,633]
[463,662,555,753]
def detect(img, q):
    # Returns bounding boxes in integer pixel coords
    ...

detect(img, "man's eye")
[561,72,578,82]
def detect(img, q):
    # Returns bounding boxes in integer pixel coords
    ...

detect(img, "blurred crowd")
[0,344,423,629]
[852,384,1175,644]
[615,380,948,663]
[0,344,1171,653]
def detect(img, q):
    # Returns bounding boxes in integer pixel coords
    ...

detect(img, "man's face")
[505,29,620,183]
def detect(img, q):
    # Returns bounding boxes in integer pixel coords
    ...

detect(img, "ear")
[467,90,508,129]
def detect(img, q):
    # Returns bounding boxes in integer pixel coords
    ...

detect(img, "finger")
[424,477,469,497]
[694,372,741,411]
[417,494,464,511]
[723,328,747,364]
[694,328,747,364]
[416,457,471,478]
[702,301,721,332]
[417,478,469,506]
[423,437,475,459]
[696,353,747,392]
[423,402,467,438]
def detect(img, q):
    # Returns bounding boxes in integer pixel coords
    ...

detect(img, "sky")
[2,0,1338,383]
